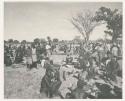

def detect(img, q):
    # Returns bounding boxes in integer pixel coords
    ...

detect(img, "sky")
[4,2,122,42]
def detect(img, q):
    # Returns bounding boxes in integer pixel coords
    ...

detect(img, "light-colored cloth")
[32,54,37,62]
[46,45,51,57]
[47,50,51,57]
[59,65,78,98]
[59,76,78,98]
[41,59,46,68]
[32,48,36,54]
[107,44,111,51]
[46,45,51,50]
[111,47,118,56]
[32,48,37,62]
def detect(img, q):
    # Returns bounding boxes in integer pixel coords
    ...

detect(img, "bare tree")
[70,10,101,43]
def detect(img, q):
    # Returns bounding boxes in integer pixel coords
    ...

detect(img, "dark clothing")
[106,59,119,81]
[71,88,88,99]
[4,46,12,66]
[78,58,87,70]
[15,46,25,63]
[36,46,46,63]
[25,48,32,57]
[40,65,61,97]
[66,56,73,64]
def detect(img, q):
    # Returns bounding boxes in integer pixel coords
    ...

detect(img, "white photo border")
[0,0,124,101]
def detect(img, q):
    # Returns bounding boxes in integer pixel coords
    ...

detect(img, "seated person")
[40,59,61,98]
[66,54,73,65]
[106,56,120,81]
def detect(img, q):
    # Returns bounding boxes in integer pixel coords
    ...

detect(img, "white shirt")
[32,48,36,54]
[46,45,51,50]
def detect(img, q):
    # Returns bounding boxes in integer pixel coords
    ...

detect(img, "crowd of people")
[4,40,51,68]
[4,39,122,99]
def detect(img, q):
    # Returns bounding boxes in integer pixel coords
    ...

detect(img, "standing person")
[4,45,12,66]
[97,44,105,67]
[105,51,112,65]
[78,55,89,70]
[12,45,17,63]
[46,43,51,58]
[87,57,100,79]
[106,56,120,82]
[110,43,120,57]
[31,44,37,68]
[15,45,25,63]
[40,43,47,57]
[39,43,47,67]
[25,46,32,70]
[36,43,42,64]
[66,54,73,65]
[63,44,67,54]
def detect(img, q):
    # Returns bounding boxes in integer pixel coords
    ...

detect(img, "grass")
[4,55,65,99]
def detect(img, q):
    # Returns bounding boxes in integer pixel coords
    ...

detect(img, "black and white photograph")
[3,1,123,99]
